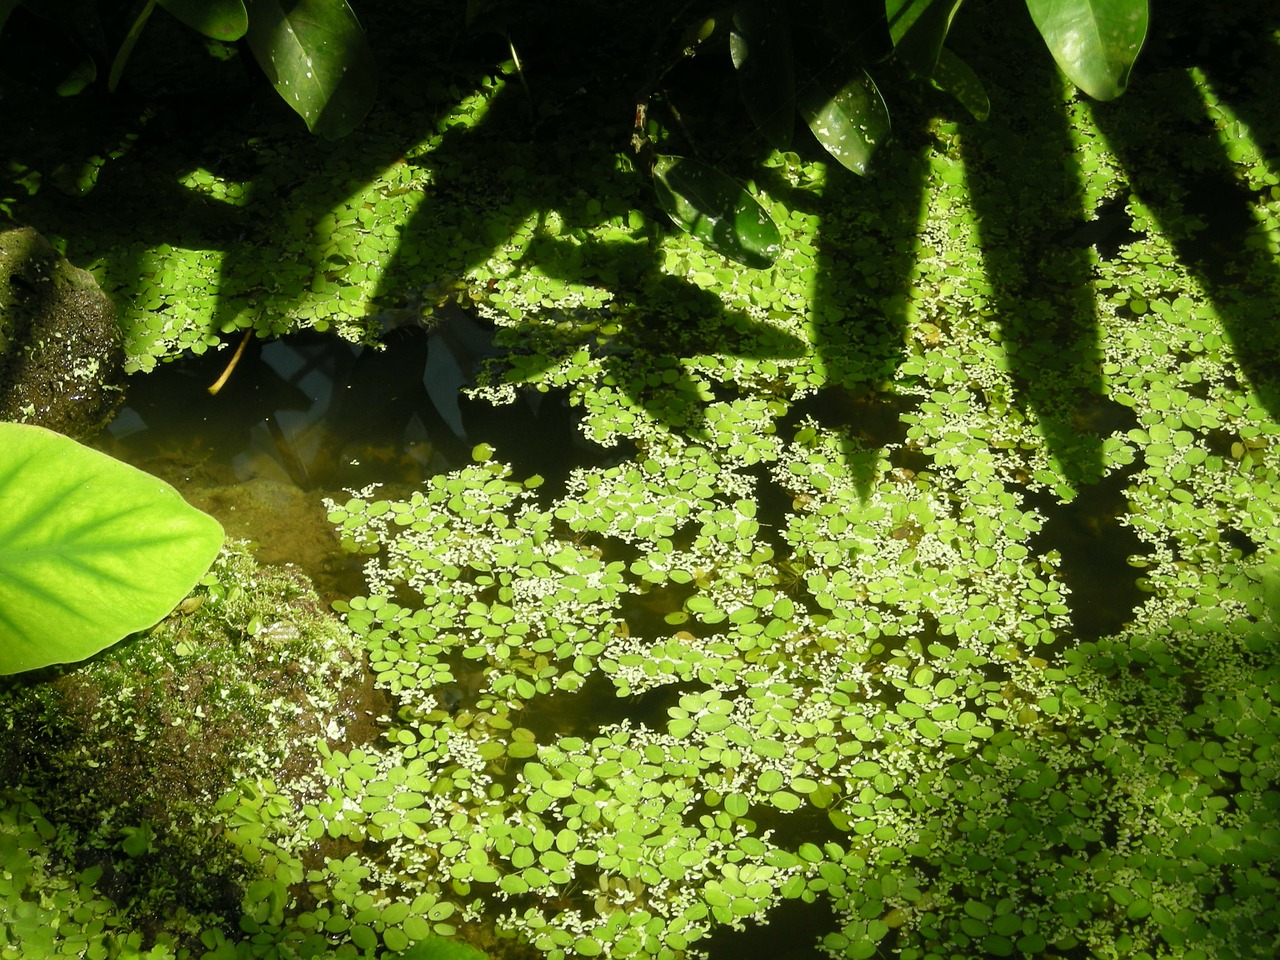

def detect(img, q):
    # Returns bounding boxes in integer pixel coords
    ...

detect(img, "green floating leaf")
[1025,0,1148,100]
[0,423,224,675]
[731,0,795,150]
[652,155,781,268]
[885,0,965,77]
[798,69,890,175]
[159,0,250,40]
[245,0,377,138]
[930,48,989,120]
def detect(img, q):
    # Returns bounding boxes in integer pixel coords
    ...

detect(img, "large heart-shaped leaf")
[886,0,966,77]
[653,155,781,269]
[1025,0,1147,101]
[0,423,224,675]
[245,0,377,139]
[159,0,249,40]
[798,69,890,176]
[731,0,795,150]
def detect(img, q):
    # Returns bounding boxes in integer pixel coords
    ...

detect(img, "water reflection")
[94,309,503,598]
[95,306,628,599]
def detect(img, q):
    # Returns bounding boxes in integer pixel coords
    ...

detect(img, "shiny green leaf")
[652,155,781,268]
[1025,0,1148,100]
[798,69,890,175]
[245,0,377,138]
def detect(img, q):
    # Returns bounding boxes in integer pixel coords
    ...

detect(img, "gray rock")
[0,226,125,439]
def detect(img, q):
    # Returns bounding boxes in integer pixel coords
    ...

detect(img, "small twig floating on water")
[207,329,252,396]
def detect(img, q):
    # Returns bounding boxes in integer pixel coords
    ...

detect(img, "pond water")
[93,309,627,603]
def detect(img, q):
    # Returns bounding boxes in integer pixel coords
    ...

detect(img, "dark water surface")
[94,315,617,601]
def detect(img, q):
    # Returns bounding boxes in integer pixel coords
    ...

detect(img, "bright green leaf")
[798,69,890,175]
[244,0,377,138]
[1025,0,1148,100]
[0,424,224,675]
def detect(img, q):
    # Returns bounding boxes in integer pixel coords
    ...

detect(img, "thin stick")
[208,329,252,396]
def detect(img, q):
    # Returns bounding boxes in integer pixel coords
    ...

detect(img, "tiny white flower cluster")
[445,727,490,776]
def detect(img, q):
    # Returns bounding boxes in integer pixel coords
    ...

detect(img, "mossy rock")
[0,544,370,927]
[0,226,125,439]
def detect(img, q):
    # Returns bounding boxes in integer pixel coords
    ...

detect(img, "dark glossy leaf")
[108,0,157,92]
[56,56,96,96]
[245,0,377,138]
[653,155,781,269]
[885,0,965,77]
[159,0,249,41]
[731,0,794,150]
[0,424,224,675]
[0,0,20,34]
[798,69,890,176]
[931,47,989,120]
[1025,0,1147,100]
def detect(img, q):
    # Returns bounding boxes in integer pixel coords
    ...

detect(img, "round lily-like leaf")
[0,423,224,674]
[1025,0,1148,101]
[652,155,781,269]
[799,69,890,175]
[245,0,377,139]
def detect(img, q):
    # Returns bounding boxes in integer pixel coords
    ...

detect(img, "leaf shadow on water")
[366,79,811,450]
[1088,0,1280,421]
[7,0,1273,509]
[940,565,1280,960]
[956,9,1109,491]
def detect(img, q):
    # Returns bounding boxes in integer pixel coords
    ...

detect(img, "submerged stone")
[0,226,124,439]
